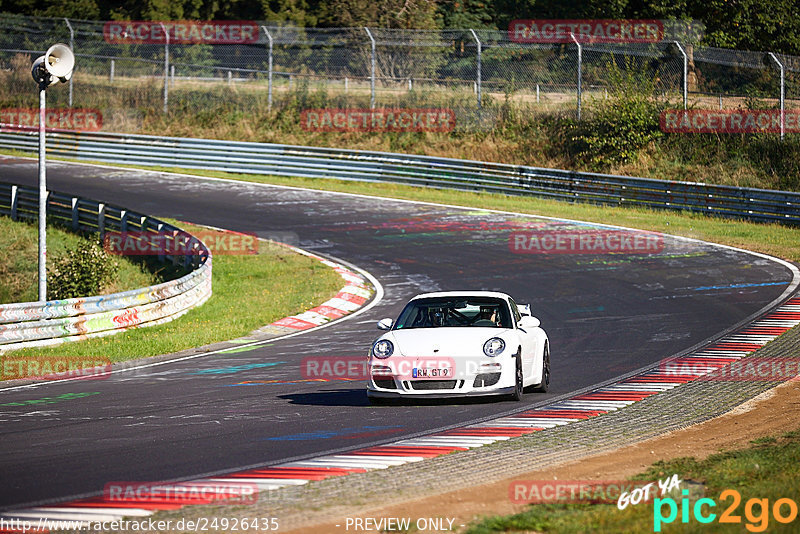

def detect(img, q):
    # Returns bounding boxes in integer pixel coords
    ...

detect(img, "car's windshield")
[394,297,512,329]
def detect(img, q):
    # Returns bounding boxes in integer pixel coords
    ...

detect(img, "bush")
[47,239,119,300]
[566,60,666,169]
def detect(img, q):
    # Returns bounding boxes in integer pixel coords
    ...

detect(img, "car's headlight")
[483,337,505,357]
[372,339,394,359]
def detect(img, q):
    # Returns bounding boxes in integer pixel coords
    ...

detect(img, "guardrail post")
[262,26,273,111]
[157,222,165,262]
[10,185,18,221]
[170,229,181,265]
[364,27,376,109]
[120,209,128,233]
[570,33,582,121]
[183,234,192,268]
[98,203,105,238]
[71,197,78,229]
[469,29,482,110]
[161,22,169,113]
[64,18,74,107]
[765,53,785,141]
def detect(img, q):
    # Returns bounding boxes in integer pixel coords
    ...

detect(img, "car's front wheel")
[531,342,550,393]
[508,349,524,401]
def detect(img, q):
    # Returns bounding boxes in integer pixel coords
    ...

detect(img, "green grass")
[0,215,158,304]
[465,426,800,533]
[2,219,344,364]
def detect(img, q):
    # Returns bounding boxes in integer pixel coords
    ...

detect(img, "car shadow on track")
[279,388,520,407]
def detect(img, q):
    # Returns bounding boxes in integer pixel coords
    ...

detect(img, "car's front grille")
[473,372,501,387]
[409,380,458,390]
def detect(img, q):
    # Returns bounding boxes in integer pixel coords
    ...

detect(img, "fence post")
[570,33,582,121]
[672,41,688,110]
[161,22,169,113]
[765,53,785,141]
[64,18,74,107]
[364,27,376,109]
[262,26,273,111]
[469,29,482,109]
[110,59,115,83]
[10,185,18,221]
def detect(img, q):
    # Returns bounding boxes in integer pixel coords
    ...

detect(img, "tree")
[439,0,494,29]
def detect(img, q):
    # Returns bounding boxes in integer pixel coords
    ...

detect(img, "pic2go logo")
[653,489,799,532]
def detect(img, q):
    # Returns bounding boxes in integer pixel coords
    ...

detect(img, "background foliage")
[3,0,800,55]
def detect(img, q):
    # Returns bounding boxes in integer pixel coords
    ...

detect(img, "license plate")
[412,367,451,379]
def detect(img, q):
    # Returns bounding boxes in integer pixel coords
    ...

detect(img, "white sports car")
[367,291,550,402]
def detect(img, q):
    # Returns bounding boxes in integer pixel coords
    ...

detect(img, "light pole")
[30,43,75,302]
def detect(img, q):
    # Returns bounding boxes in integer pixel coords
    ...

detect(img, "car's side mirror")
[518,304,532,317]
[519,316,540,329]
[377,318,394,330]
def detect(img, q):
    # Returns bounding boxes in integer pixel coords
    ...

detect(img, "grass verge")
[2,218,344,365]
[0,215,158,304]
[464,426,800,533]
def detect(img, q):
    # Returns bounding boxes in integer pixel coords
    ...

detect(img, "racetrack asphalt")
[0,158,795,509]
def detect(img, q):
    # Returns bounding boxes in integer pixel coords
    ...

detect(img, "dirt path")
[285,378,800,533]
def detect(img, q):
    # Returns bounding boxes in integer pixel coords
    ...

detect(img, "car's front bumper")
[365,356,516,398]
[367,384,515,399]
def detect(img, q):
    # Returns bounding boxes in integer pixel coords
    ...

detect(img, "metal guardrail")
[0,182,212,350]
[1,130,799,225]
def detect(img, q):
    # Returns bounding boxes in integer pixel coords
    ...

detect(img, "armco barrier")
[0,182,212,351]
[1,130,799,224]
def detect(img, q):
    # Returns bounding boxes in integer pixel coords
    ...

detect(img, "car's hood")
[386,327,512,357]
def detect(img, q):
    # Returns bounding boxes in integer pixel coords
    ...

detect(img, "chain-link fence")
[1,13,798,135]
